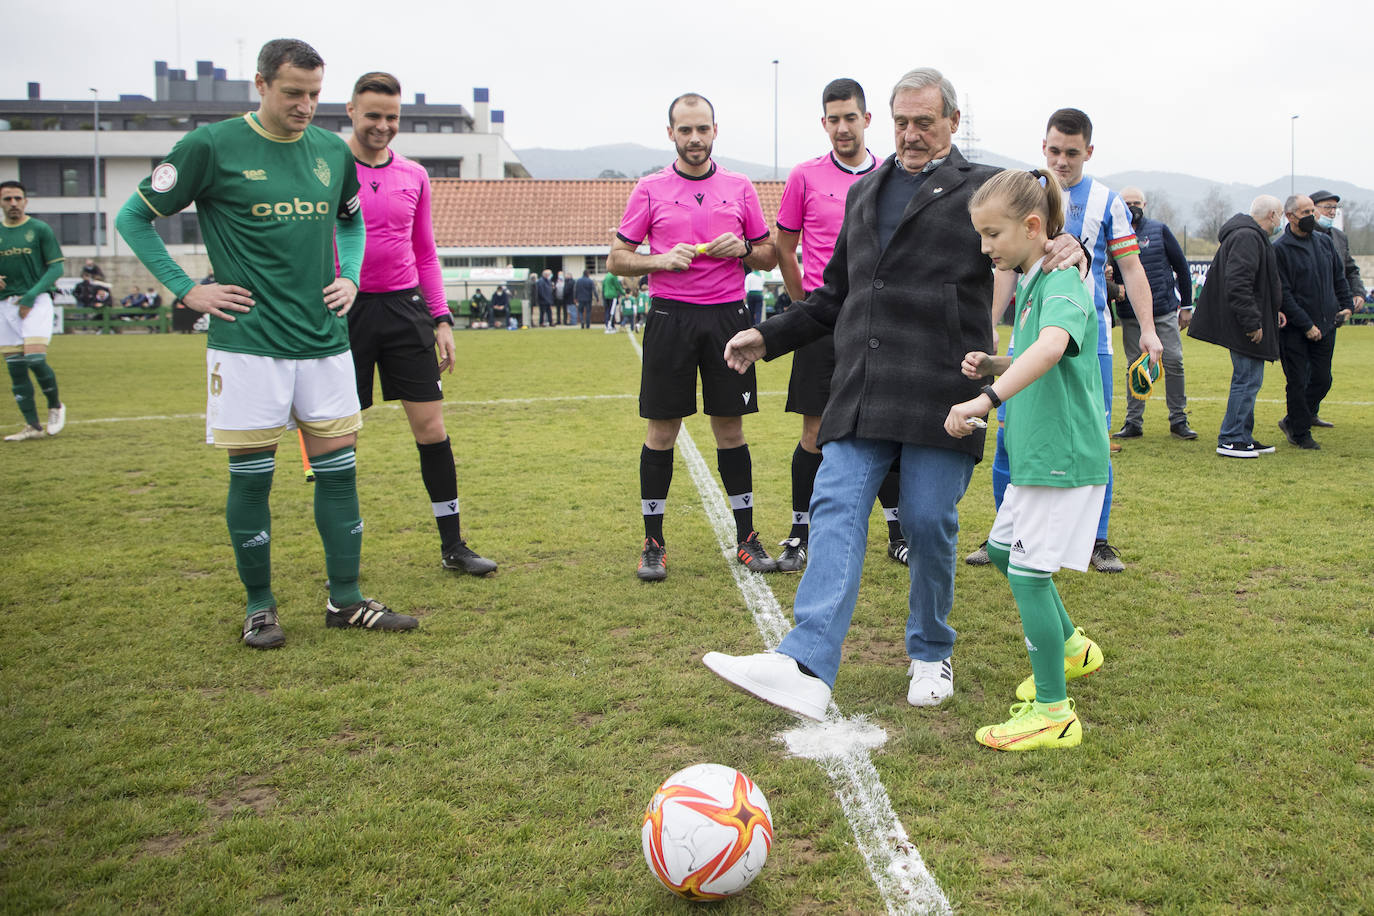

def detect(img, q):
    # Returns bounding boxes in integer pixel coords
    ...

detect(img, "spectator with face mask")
[1308,191,1365,313]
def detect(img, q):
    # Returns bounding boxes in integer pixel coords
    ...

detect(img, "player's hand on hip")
[182,283,254,322]
[0,274,7,291]
[698,233,744,259]
[435,322,456,374]
[723,328,765,373]
[19,305,31,319]
[1042,234,1084,271]
[324,277,358,316]
[658,244,698,273]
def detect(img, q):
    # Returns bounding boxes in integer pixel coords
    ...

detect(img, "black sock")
[878,468,902,541]
[717,444,755,543]
[790,443,823,541]
[417,437,462,552]
[640,444,673,544]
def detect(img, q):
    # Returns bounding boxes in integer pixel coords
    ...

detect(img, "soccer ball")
[641,763,773,900]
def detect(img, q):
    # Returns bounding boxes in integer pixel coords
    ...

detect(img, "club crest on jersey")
[151,162,177,193]
[313,158,332,187]
[24,230,35,243]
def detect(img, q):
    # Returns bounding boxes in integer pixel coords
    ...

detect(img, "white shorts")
[205,348,362,449]
[0,293,54,352]
[988,482,1106,573]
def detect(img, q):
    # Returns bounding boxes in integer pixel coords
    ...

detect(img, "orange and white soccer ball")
[641,763,773,900]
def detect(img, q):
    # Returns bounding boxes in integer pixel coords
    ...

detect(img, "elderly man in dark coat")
[1188,196,1285,458]
[702,67,1082,721]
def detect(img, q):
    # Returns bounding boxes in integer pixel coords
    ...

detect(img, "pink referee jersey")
[775,150,876,294]
[616,162,770,305]
[354,151,447,319]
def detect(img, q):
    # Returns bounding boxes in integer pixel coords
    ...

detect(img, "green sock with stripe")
[25,353,60,408]
[7,355,39,427]
[226,453,276,613]
[312,446,365,607]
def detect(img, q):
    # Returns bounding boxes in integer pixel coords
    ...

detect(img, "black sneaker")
[242,607,285,649]
[1295,437,1321,450]
[637,537,667,581]
[965,540,991,566]
[1311,416,1334,428]
[736,532,779,572]
[325,598,418,631]
[1249,440,1276,454]
[1090,541,1125,573]
[1170,423,1198,440]
[776,537,807,572]
[1111,424,1143,439]
[1277,417,1298,446]
[441,541,498,576]
[888,538,910,566]
[1216,442,1258,458]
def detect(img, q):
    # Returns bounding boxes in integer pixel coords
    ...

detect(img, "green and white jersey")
[135,113,361,359]
[1004,262,1109,488]
[0,217,63,302]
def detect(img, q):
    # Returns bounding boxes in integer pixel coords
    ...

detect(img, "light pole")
[90,88,101,259]
[771,60,779,179]
[1290,114,1299,197]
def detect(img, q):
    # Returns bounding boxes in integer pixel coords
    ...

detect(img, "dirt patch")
[206,777,278,819]
[138,831,192,860]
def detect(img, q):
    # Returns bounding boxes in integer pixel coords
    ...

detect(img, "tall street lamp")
[772,60,779,180]
[1290,114,1299,197]
[90,88,101,259]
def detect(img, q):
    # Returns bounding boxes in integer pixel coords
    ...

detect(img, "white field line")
[626,331,950,916]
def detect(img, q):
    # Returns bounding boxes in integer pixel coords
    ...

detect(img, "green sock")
[25,353,59,408]
[1034,698,1074,721]
[7,356,39,427]
[1007,564,1070,703]
[312,446,364,607]
[987,539,1011,576]
[226,453,276,613]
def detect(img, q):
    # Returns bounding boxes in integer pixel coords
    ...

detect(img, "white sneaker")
[4,424,45,441]
[46,403,66,436]
[907,657,953,707]
[702,651,830,721]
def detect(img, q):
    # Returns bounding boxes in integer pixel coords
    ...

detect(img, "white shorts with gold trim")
[205,348,362,449]
[1,293,54,352]
[989,482,1106,573]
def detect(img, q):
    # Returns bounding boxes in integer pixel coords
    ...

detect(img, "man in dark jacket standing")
[574,270,597,329]
[1115,187,1196,440]
[535,269,554,328]
[1310,190,1366,312]
[1273,194,1353,449]
[1188,196,1285,458]
[701,68,1082,719]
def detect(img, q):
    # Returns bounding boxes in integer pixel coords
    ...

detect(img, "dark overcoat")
[758,147,998,461]
[1187,213,1281,361]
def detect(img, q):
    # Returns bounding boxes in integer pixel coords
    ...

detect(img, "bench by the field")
[61,306,173,334]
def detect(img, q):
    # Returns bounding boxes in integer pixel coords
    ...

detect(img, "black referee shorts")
[785,334,836,416]
[639,297,758,420]
[347,287,442,409]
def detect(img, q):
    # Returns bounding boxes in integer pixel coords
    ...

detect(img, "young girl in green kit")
[946,169,1109,751]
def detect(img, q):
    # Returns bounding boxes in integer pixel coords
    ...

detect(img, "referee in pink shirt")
[608,93,780,581]
[345,72,496,577]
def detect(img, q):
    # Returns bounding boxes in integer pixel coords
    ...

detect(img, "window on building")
[440,256,498,268]
[153,212,202,246]
[422,159,463,179]
[584,255,609,274]
[412,121,429,133]
[439,122,454,133]
[18,159,104,197]
[29,212,99,246]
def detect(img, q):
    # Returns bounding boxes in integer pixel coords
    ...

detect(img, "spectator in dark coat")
[1188,196,1285,458]
[536,269,554,327]
[1309,190,1366,310]
[574,270,597,329]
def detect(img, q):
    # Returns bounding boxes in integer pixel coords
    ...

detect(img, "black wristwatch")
[435,314,454,327]
[739,237,754,261]
[980,385,1002,408]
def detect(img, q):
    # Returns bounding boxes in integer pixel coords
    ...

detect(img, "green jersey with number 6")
[135,113,361,359]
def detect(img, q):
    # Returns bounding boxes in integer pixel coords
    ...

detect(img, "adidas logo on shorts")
[241,530,270,549]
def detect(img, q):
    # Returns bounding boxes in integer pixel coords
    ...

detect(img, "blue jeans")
[1218,350,1265,446]
[777,437,976,688]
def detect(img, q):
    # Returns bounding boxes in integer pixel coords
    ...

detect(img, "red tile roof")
[430,178,786,249]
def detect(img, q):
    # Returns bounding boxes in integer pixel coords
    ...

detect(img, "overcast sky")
[8,0,1369,191]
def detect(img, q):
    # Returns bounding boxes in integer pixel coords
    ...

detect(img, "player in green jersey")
[116,38,416,648]
[1,181,67,441]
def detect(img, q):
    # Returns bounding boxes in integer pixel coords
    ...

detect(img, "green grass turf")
[2,325,1372,913]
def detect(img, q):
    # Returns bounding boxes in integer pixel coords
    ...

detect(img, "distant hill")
[515,143,1373,233]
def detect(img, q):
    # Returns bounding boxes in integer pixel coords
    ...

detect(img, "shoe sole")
[1216,448,1258,458]
[324,615,417,631]
[702,653,828,721]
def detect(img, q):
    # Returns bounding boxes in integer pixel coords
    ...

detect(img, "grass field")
[3,324,1372,914]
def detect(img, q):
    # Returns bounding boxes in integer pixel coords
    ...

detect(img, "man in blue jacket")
[1113,187,1196,440]
[1273,194,1353,450]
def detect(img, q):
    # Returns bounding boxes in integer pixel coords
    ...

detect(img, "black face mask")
[1297,214,1318,234]
[1128,205,1145,225]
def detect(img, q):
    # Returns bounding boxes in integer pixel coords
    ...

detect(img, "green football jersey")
[1004,264,1109,488]
[135,113,361,359]
[0,217,63,303]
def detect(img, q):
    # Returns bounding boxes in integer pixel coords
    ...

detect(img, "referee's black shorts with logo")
[785,333,836,417]
[347,287,442,408]
[639,297,758,419]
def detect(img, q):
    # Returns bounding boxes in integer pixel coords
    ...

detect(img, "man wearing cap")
[1272,194,1353,449]
[1309,190,1365,320]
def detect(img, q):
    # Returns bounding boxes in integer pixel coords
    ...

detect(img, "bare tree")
[597,169,628,179]
[1341,199,1371,256]
[1193,186,1232,242]
[1146,189,1180,235]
